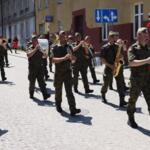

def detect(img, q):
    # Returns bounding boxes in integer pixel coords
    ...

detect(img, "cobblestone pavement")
[0,51,150,150]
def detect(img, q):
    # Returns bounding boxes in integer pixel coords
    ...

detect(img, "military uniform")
[48,40,53,72]
[72,42,93,93]
[27,43,50,100]
[52,44,80,115]
[42,57,49,80]
[127,42,150,127]
[100,43,126,106]
[0,45,7,81]
[87,45,99,84]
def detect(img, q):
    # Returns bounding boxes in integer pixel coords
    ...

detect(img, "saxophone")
[113,45,123,77]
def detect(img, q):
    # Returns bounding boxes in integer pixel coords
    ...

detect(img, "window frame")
[133,2,144,39]
[102,23,109,41]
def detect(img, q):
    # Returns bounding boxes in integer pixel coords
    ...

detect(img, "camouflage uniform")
[127,43,150,116]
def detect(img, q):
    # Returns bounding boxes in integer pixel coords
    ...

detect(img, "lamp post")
[0,0,4,36]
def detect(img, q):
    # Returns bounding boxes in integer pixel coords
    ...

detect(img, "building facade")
[0,0,35,48]
[35,0,150,49]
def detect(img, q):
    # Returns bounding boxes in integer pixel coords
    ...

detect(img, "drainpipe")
[0,0,4,36]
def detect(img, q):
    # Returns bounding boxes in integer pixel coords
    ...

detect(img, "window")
[102,23,109,41]
[14,24,17,37]
[25,20,29,38]
[133,3,143,39]
[45,0,49,8]
[39,23,45,34]
[38,0,42,10]
[26,0,29,8]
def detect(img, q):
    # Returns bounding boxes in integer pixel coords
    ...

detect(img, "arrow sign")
[110,9,118,22]
[95,9,118,23]
[95,9,101,22]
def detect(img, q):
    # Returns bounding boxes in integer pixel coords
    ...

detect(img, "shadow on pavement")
[76,91,101,99]
[0,129,8,137]
[88,82,102,86]
[103,101,119,109]
[46,78,54,82]
[5,65,15,68]
[103,101,143,114]
[35,87,55,95]
[0,81,15,86]
[61,111,92,125]
[137,126,150,137]
[32,97,55,107]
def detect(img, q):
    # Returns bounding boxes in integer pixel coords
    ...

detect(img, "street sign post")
[95,9,118,23]
[45,16,53,23]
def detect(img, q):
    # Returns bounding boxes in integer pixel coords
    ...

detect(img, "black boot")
[93,79,100,84]
[124,86,129,92]
[127,115,138,129]
[70,108,81,116]
[56,104,63,113]
[101,93,107,103]
[74,88,79,93]
[119,97,128,107]
[43,93,51,100]
[30,91,34,99]
[109,85,113,90]
[2,77,7,81]
[85,89,94,94]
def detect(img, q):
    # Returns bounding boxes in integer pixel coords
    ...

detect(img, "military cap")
[108,31,119,37]
[137,27,148,34]
[75,32,81,37]
[31,34,38,39]
[59,30,65,35]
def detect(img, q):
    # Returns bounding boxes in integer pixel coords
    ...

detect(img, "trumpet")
[67,46,77,64]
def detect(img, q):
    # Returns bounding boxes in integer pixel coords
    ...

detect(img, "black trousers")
[87,59,97,82]
[49,57,53,72]
[42,59,49,79]
[73,63,89,91]
[54,70,76,111]
[4,51,9,66]
[28,65,47,97]
[101,67,125,99]
[0,65,6,80]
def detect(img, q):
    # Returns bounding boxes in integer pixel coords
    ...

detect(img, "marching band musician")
[0,38,7,81]
[84,35,100,84]
[26,34,50,100]
[52,31,81,116]
[48,33,59,72]
[39,34,49,81]
[127,27,150,128]
[72,32,93,94]
[100,31,127,107]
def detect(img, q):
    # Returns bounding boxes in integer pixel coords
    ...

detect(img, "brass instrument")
[113,45,123,77]
[83,42,96,67]
[67,45,77,64]
[50,34,60,48]
[38,39,49,55]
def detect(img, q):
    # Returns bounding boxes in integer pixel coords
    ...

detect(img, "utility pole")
[0,0,4,36]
